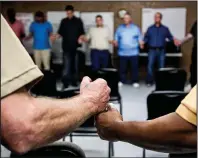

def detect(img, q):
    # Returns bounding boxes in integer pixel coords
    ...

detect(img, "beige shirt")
[1,15,43,98]
[86,26,111,50]
[176,85,197,126]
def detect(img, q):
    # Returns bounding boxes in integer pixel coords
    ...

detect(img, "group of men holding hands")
[7,5,196,88]
[2,5,196,157]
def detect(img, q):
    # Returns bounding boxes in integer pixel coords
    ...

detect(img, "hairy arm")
[1,88,95,154]
[113,113,196,153]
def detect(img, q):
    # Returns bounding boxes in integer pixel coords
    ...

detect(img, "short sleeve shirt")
[30,21,53,50]
[1,15,43,98]
[8,19,25,41]
[176,85,197,126]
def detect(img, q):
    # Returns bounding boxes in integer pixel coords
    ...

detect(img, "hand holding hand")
[96,105,123,141]
[174,39,181,46]
[80,76,111,114]
[50,34,57,43]
[112,40,118,47]
[139,41,144,49]
[78,35,86,44]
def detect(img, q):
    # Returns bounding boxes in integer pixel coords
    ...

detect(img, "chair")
[10,142,86,157]
[142,91,187,158]
[155,68,187,91]
[98,68,123,115]
[59,88,114,158]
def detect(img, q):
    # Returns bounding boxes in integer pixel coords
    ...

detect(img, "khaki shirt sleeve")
[176,85,197,126]
[1,15,43,98]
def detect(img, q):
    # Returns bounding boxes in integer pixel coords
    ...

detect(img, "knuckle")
[98,78,107,85]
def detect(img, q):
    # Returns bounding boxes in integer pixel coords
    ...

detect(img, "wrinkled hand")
[80,76,111,114]
[96,105,123,141]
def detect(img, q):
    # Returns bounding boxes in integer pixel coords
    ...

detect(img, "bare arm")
[96,108,197,154]
[1,77,110,154]
[180,33,193,44]
[114,113,196,153]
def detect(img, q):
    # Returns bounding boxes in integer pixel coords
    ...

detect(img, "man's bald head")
[123,13,132,25]
[154,12,163,24]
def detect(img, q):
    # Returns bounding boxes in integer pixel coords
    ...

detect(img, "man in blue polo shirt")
[114,13,143,88]
[143,12,179,86]
[25,11,53,71]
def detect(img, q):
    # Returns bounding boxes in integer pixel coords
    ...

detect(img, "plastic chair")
[98,68,123,115]
[142,91,187,158]
[10,142,86,157]
[155,68,187,91]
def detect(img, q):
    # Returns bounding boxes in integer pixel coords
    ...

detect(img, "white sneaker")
[133,83,140,88]
[118,82,123,87]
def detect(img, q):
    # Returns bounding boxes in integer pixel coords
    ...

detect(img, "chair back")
[147,91,187,120]
[10,142,86,157]
[155,68,186,91]
[98,68,119,96]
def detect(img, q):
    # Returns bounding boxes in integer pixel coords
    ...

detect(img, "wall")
[1,1,197,78]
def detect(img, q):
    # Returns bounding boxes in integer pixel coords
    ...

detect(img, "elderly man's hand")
[95,106,123,141]
[80,76,111,114]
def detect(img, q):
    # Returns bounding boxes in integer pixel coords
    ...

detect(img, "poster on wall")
[16,13,34,54]
[80,12,114,65]
[142,8,186,40]
[47,11,80,64]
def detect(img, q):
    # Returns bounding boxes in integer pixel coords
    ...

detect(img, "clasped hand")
[80,76,123,141]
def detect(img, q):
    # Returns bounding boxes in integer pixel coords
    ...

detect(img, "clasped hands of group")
[80,76,123,142]
[50,34,182,48]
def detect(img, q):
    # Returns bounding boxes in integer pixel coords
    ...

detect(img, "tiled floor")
[1,83,191,157]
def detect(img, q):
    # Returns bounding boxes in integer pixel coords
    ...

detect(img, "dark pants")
[119,56,139,84]
[62,51,78,86]
[91,49,109,71]
[146,49,165,84]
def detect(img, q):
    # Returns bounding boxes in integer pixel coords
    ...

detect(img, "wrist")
[111,120,124,141]
[78,94,96,115]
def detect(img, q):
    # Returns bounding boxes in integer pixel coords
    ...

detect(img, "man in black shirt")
[52,5,85,88]
[180,21,197,87]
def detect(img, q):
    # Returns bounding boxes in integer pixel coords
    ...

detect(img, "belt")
[149,47,164,51]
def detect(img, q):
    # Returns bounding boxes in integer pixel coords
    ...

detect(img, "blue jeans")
[91,49,109,71]
[62,51,78,86]
[146,49,165,84]
[119,56,139,84]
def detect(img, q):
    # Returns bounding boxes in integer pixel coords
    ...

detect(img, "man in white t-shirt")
[82,15,112,71]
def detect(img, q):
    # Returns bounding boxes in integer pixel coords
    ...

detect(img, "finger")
[80,76,92,89]
[95,78,107,85]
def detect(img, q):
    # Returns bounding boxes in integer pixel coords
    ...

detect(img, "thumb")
[80,76,92,89]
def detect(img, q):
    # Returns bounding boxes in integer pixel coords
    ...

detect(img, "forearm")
[29,95,94,148]
[113,113,196,153]
[1,89,95,153]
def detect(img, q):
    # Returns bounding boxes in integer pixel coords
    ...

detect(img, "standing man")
[143,12,179,86]
[83,15,112,71]
[179,21,197,87]
[114,13,143,88]
[51,5,85,88]
[25,11,53,71]
[6,8,25,42]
